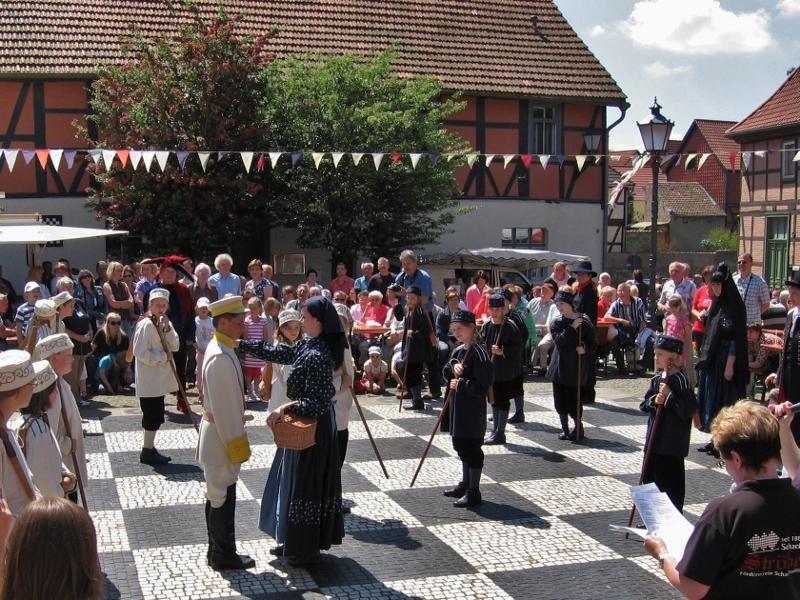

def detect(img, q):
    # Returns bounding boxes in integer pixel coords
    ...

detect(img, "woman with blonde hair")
[91,311,130,393]
[2,497,103,600]
[103,261,135,338]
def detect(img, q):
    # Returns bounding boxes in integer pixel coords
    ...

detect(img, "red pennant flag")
[391,152,402,166]
[729,151,738,170]
[117,149,130,168]
[520,154,533,168]
[35,149,50,168]
[256,153,267,171]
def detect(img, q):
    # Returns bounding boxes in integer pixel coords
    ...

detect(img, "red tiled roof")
[727,68,800,138]
[671,119,739,170]
[642,182,725,221]
[0,0,626,104]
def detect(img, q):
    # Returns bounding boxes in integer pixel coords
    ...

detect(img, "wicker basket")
[271,413,317,450]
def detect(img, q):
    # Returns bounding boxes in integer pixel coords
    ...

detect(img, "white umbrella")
[0,224,128,244]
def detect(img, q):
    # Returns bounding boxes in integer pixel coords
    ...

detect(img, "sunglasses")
[107,321,121,325]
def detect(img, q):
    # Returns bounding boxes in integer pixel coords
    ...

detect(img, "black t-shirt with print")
[678,478,800,599]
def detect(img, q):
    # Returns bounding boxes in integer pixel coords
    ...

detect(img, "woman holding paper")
[644,401,800,599]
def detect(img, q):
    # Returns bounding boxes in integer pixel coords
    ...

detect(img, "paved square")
[80,383,729,599]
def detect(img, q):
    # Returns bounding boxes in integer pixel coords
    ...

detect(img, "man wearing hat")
[198,295,255,571]
[397,286,435,410]
[0,349,42,515]
[768,270,800,442]
[499,287,529,424]
[482,293,522,445]
[34,333,88,502]
[572,261,598,405]
[640,335,697,512]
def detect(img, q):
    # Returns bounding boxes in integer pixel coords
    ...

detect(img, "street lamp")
[637,98,674,325]
[583,131,602,154]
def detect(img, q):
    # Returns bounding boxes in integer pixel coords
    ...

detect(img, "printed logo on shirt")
[740,531,800,577]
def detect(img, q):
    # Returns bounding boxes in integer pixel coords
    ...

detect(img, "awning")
[0,224,128,244]
[420,247,589,269]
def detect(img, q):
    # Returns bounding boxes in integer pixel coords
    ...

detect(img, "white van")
[424,264,533,303]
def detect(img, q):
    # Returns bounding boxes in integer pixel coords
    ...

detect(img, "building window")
[529,104,560,155]
[501,227,547,249]
[782,139,797,181]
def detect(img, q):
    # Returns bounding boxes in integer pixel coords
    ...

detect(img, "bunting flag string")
[1,147,797,178]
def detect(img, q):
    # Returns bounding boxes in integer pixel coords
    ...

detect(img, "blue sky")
[554,0,800,149]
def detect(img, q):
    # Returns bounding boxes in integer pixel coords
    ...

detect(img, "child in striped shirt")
[243,297,270,402]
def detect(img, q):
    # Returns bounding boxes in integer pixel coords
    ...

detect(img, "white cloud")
[778,0,800,16]
[643,61,694,78]
[619,0,773,55]
[588,24,607,37]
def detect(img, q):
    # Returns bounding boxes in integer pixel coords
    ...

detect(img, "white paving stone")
[83,418,104,434]
[321,573,514,599]
[116,474,252,509]
[240,443,277,471]
[349,418,414,440]
[105,429,199,453]
[86,452,114,479]
[602,424,648,445]
[503,476,633,515]
[133,540,315,599]
[627,554,671,584]
[429,516,621,572]
[559,448,707,476]
[344,491,423,532]
[684,502,709,518]
[350,457,495,491]
[363,403,441,419]
[93,509,130,552]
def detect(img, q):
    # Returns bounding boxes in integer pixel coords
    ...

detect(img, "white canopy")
[0,224,128,244]
[421,247,589,270]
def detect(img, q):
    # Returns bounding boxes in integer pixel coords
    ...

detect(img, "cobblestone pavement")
[81,374,730,600]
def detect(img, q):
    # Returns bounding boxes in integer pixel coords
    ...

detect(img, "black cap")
[786,268,800,289]
[571,261,597,277]
[451,310,476,325]
[554,290,575,305]
[406,286,422,297]
[488,294,505,308]
[499,288,513,301]
[654,335,683,355]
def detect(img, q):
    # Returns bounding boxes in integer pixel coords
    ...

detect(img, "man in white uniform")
[198,295,254,571]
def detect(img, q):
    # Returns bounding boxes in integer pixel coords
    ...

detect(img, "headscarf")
[306,296,344,334]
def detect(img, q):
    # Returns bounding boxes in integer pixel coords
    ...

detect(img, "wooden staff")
[56,379,88,510]
[0,427,36,502]
[23,320,41,354]
[575,318,583,441]
[410,346,472,487]
[398,310,414,412]
[487,318,505,405]
[350,390,389,478]
[152,316,199,432]
[625,373,668,536]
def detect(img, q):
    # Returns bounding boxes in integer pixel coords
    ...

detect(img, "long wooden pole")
[56,379,88,511]
[350,390,389,478]
[575,320,583,441]
[398,311,414,412]
[152,316,199,433]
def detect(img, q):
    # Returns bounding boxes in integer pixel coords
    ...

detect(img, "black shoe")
[403,402,424,411]
[453,489,482,508]
[698,442,714,453]
[568,427,585,442]
[443,482,468,498]
[483,432,505,445]
[209,553,256,571]
[558,431,570,440]
[269,545,284,557]
[289,553,321,567]
[140,447,171,465]
[508,411,525,424]
[341,506,351,514]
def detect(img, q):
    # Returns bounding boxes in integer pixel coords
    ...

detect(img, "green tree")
[83,8,273,258]
[700,228,739,251]
[263,51,468,268]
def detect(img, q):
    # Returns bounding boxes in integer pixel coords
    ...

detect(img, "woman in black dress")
[239,296,345,566]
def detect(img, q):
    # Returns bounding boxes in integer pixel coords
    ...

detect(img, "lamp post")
[637,98,674,324]
[583,130,604,267]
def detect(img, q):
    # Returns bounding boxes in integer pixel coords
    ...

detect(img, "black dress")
[441,343,493,438]
[547,314,596,418]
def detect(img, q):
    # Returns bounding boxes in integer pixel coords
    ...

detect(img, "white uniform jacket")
[0,426,41,516]
[17,416,73,498]
[133,317,180,398]
[51,378,88,486]
[198,334,250,467]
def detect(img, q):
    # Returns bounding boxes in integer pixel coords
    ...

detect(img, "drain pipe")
[602,103,628,272]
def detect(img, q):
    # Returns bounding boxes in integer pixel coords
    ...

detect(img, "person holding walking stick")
[132,288,179,465]
[441,311,493,507]
[547,287,595,441]
[639,335,697,512]
[397,287,434,411]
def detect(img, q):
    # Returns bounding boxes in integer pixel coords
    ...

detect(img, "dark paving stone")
[482,450,600,483]
[612,467,733,507]
[391,417,443,437]
[340,463,382,493]
[100,551,144,600]
[84,430,108,454]
[580,401,648,427]
[388,483,551,527]
[239,468,269,500]
[312,526,475,586]
[86,477,122,511]
[561,509,653,558]
[345,436,448,464]
[109,448,203,478]
[123,500,265,550]
[488,559,682,600]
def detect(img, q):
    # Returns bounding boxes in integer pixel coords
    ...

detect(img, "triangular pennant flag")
[593,155,603,164]
[538,154,550,169]
[142,150,156,172]
[520,154,533,168]
[754,150,768,159]
[685,153,697,169]
[427,152,440,167]
[409,153,422,169]
[35,149,49,168]
[742,151,752,170]
[442,153,454,162]
[466,152,479,168]
[291,151,302,167]
[610,154,621,162]
[639,154,651,168]
[49,149,63,171]
[351,153,364,166]
[312,152,325,169]
[331,152,344,168]
[556,155,566,168]
[197,151,211,172]
[503,154,516,169]
[88,149,102,166]
[218,151,230,161]
[176,150,190,169]
[3,149,18,172]
[391,152,402,166]
[268,152,283,167]
[484,154,495,167]
[116,149,129,169]
[102,150,117,170]
[155,150,170,173]
[240,151,254,172]
[697,153,711,171]
[372,153,384,170]
[729,152,738,170]
[575,155,587,172]
[794,150,800,162]
[256,153,267,171]
[129,150,142,170]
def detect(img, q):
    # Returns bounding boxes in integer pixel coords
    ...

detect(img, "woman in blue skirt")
[239,296,346,566]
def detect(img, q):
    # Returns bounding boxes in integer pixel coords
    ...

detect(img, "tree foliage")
[84,7,274,257]
[700,228,738,251]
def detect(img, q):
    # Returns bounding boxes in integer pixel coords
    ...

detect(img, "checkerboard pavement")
[82,389,734,600]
